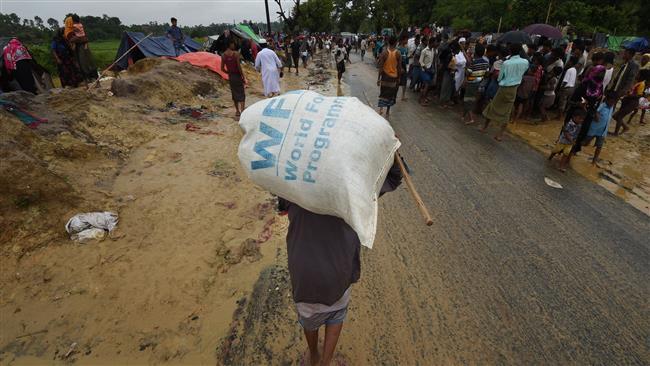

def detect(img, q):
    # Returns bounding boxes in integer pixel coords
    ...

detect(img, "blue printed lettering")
[314,137,329,149]
[262,98,291,119]
[285,160,297,180]
[251,122,283,170]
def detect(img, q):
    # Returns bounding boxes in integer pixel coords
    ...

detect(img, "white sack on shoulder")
[65,212,119,234]
[237,90,400,248]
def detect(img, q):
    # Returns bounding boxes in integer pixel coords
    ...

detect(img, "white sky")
[1,0,295,26]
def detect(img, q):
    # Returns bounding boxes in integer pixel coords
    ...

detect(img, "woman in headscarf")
[2,38,37,94]
[64,14,97,82]
[51,28,81,88]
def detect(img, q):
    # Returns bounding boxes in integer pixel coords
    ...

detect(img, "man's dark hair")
[486,44,498,54]
[388,36,397,46]
[509,43,522,55]
[567,55,579,67]
[591,52,604,63]
[551,47,564,59]
[543,40,552,48]
[605,90,617,100]
[71,14,80,22]
[171,17,177,22]
[623,47,636,57]
[415,34,421,41]
[552,65,563,75]
[604,51,616,64]
[532,52,544,65]
[474,43,486,57]
[428,37,437,46]
[572,108,587,118]
[572,42,584,53]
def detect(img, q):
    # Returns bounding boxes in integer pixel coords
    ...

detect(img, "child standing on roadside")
[584,92,616,164]
[549,108,585,172]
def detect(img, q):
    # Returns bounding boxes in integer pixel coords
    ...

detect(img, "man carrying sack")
[278,163,401,365]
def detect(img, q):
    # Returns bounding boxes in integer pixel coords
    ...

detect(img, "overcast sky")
[1,0,294,26]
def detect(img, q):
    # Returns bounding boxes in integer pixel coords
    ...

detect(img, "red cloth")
[173,52,228,80]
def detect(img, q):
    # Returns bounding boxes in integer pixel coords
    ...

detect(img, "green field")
[28,39,119,77]
[29,37,204,78]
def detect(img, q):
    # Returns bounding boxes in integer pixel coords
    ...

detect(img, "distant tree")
[275,0,301,32]
[34,16,44,30]
[47,18,60,31]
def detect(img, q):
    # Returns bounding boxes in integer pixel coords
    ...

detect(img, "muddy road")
[318,56,649,365]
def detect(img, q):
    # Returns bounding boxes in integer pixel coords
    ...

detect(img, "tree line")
[283,0,648,36]
[0,13,283,44]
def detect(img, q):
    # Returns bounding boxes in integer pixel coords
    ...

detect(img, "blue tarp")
[621,37,649,52]
[114,31,202,70]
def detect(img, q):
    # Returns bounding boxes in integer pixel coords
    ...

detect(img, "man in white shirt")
[602,51,616,91]
[360,38,367,61]
[557,56,578,119]
[334,39,347,84]
[418,37,439,105]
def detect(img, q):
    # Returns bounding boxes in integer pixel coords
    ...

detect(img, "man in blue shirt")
[480,43,529,141]
[166,17,185,56]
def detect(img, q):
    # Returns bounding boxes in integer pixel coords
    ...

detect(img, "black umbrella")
[523,23,563,39]
[498,31,532,44]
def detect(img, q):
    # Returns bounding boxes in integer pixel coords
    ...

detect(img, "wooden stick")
[395,151,433,226]
[89,33,153,90]
[362,90,433,226]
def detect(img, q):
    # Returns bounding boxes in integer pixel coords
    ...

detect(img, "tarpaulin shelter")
[173,52,228,80]
[607,36,636,51]
[113,31,202,70]
[0,37,53,94]
[231,24,264,46]
[621,37,649,52]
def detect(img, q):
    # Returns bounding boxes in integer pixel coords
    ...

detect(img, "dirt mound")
[0,58,234,256]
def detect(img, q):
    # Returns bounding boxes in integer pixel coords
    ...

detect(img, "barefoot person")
[279,163,402,366]
[334,39,347,84]
[221,40,247,118]
[548,109,585,172]
[583,91,616,164]
[480,43,529,141]
[376,36,402,119]
[255,40,283,97]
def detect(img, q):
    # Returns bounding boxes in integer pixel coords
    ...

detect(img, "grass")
[28,39,119,77]
[29,37,203,79]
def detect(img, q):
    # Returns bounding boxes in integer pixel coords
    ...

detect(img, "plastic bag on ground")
[238,90,400,248]
[71,228,107,244]
[65,212,119,234]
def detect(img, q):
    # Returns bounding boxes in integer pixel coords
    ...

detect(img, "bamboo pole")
[362,90,434,226]
[89,33,153,89]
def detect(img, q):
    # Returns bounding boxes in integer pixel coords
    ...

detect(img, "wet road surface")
[335,54,650,365]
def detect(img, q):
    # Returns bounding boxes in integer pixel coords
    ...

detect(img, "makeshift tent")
[173,52,228,80]
[203,35,220,50]
[607,36,636,51]
[621,37,649,52]
[235,24,263,44]
[113,31,202,70]
[0,37,53,94]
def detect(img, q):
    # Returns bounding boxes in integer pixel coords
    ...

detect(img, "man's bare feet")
[494,135,503,142]
[465,119,475,125]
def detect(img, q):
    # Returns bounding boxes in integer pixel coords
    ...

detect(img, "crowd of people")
[360,29,649,171]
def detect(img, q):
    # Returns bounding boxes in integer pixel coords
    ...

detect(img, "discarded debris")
[185,122,222,135]
[65,212,118,243]
[544,177,563,189]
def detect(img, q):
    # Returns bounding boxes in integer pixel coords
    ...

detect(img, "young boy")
[584,91,616,164]
[548,108,585,172]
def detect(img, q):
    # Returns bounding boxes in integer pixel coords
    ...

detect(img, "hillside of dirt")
[0,54,339,364]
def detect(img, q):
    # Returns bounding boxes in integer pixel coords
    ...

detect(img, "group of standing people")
[52,14,97,88]
[366,29,648,172]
